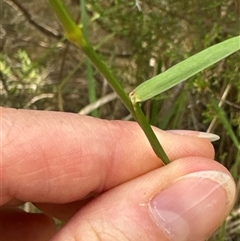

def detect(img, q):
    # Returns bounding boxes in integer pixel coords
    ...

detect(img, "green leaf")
[130,35,240,103]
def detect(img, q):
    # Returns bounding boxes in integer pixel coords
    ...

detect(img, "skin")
[0,107,235,241]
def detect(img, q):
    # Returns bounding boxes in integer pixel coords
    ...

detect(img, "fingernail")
[167,130,220,142]
[150,171,236,241]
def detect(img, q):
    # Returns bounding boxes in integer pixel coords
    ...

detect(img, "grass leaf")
[130,35,240,103]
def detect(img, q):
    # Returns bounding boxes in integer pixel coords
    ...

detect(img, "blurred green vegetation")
[1,0,240,239]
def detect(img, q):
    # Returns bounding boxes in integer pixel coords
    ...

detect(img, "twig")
[4,0,62,39]
[79,87,132,115]
[79,92,118,115]
[24,93,54,108]
[207,83,232,133]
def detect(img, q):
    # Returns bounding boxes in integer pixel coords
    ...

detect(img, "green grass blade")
[211,100,239,149]
[130,35,240,103]
[86,60,98,117]
[81,0,98,117]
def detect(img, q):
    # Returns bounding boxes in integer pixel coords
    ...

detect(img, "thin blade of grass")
[130,35,240,103]
[211,99,239,149]
[81,0,98,117]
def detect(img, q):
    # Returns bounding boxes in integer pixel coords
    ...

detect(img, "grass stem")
[49,0,171,165]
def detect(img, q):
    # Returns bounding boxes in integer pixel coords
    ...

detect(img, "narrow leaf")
[130,35,240,103]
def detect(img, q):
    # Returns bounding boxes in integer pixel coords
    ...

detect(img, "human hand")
[1,107,236,241]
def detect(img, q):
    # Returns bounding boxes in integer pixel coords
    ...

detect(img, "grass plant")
[3,1,238,239]
[49,0,239,167]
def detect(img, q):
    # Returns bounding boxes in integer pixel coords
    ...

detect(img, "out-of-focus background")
[1,0,240,240]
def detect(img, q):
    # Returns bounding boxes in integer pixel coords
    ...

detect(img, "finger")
[2,107,214,204]
[34,198,95,221]
[0,207,56,241]
[50,158,236,241]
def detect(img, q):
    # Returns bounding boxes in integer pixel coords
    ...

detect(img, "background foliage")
[1,0,240,240]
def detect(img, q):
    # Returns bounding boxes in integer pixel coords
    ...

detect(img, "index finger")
[1,107,214,205]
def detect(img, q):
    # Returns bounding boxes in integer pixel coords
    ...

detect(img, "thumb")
[50,157,236,241]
